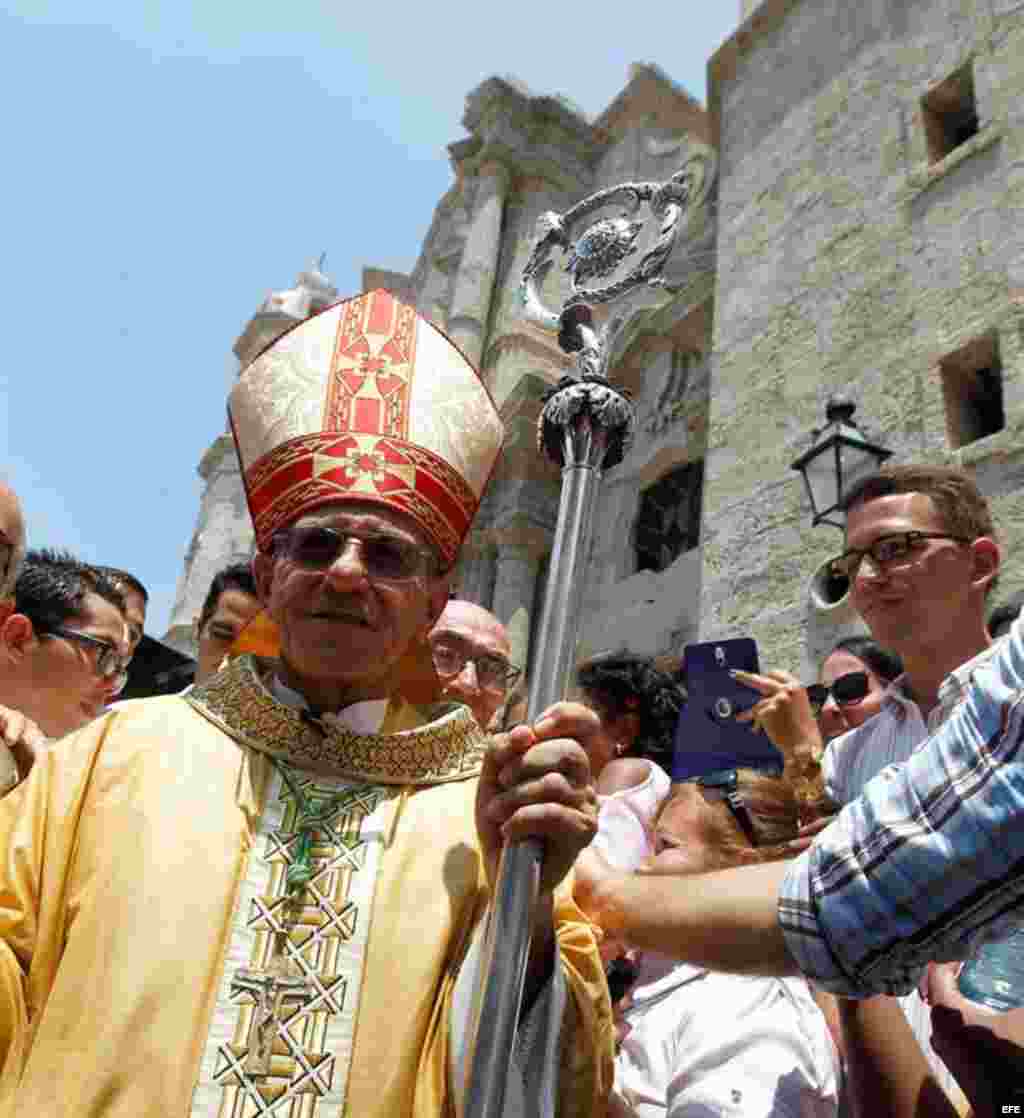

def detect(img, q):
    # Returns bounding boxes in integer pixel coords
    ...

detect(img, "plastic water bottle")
[958,927,1024,1012]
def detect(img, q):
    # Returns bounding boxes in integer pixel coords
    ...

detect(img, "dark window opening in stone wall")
[635,460,705,574]
[939,331,1005,449]
[922,62,979,163]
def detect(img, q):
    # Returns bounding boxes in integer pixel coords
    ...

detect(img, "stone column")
[446,161,510,367]
[490,526,549,672]
[164,434,254,655]
[454,531,496,609]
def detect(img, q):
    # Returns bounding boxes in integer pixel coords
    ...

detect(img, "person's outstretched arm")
[579,616,1024,996]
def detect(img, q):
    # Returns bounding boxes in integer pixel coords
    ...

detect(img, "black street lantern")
[791,395,893,529]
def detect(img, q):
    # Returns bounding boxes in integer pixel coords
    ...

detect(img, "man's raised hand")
[476,701,600,897]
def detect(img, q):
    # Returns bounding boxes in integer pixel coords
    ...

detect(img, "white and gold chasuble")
[0,655,613,1118]
[185,656,484,1118]
[191,768,391,1116]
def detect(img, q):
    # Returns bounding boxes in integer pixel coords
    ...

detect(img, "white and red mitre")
[228,289,504,566]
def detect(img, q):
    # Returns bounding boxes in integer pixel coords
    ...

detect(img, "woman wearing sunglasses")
[732,637,902,828]
[812,637,903,743]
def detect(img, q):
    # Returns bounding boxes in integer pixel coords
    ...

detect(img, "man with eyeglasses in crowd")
[0,548,129,749]
[586,463,1004,1109]
[429,598,520,729]
[0,292,610,1117]
[816,464,1001,810]
[817,465,1001,1103]
[752,464,1001,1105]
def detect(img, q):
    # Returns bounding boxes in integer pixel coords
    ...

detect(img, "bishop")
[0,289,613,1117]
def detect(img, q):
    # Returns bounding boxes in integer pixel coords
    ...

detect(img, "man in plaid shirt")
[578,466,1023,996]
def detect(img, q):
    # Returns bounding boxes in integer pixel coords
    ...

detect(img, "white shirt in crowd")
[821,639,1004,806]
[612,954,839,1118]
[593,762,839,1117]
[592,760,671,870]
[820,637,1004,1108]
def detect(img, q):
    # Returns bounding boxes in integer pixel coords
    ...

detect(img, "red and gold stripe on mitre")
[229,289,503,566]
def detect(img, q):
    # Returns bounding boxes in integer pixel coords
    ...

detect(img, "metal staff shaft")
[464,156,707,1115]
[464,380,631,1118]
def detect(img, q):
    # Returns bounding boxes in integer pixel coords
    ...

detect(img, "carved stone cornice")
[490,374,563,486]
[613,300,713,398]
[448,76,599,194]
[510,175,559,200]
[482,328,574,379]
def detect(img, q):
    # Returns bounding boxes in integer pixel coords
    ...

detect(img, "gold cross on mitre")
[230,954,317,1077]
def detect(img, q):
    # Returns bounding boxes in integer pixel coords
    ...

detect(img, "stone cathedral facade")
[168,0,1024,680]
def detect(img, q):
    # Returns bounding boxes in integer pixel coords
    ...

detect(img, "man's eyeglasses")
[40,627,130,694]
[829,531,969,580]
[430,640,521,692]
[806,671,871,713]
[272,525,437,581]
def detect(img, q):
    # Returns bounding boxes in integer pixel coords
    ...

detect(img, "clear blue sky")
[2,1,739,637]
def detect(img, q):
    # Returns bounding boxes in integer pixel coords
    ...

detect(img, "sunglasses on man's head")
[806,671,870,713]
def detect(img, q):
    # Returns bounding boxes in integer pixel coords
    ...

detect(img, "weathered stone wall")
[705,0,1024,675]
[171,8,1024,686]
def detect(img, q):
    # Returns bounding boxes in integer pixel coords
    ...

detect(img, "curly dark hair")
[575,652,684,772]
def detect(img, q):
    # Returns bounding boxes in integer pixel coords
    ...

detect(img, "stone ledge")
[902,123,1005,201]
[957,425,1024,469]
[482,328,572,379]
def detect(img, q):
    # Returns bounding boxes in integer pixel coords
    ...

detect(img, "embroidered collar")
[186,654,487,785]
[267,674,390,735]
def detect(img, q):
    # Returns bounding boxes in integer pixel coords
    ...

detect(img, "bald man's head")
[0,483,26,604]
[428,599,517,729]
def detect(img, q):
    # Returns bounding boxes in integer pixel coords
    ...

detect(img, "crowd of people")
[1,288,1024,1116]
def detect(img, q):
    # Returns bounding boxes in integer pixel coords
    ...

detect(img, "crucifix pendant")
[231,954,317,1076]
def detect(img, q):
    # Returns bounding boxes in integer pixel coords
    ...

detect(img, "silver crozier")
[464,152,714,1117]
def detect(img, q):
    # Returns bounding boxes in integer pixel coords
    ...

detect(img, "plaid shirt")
[779,615,1024,996]
[822,640,1004,806]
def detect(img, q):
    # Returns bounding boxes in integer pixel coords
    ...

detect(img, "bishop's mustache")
[307,596,373,627]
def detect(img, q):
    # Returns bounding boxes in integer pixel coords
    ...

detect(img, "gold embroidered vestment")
[0,657,613,1117]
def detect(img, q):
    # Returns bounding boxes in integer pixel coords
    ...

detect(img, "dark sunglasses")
[806,671,870,713]
[271,525,435,581]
